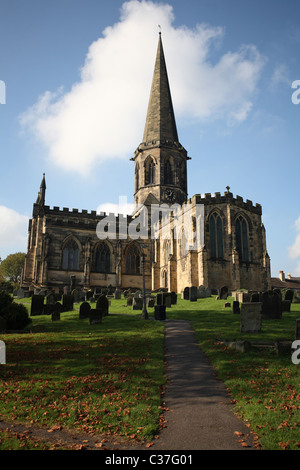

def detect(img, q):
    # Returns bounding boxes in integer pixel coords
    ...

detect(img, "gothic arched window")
[164,159,173,184]
[95,243,110,273]
[126,244,141,274]
[209,213,224,259]
[145,157,155,185]
[62,239,80,270]
[235,216,249,262]
[165,240,171,264]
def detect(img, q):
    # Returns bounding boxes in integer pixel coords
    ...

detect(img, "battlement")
[185,192,262,215]
[43,205,133,222]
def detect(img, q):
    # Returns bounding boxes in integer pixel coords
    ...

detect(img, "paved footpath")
[151,319,256,451]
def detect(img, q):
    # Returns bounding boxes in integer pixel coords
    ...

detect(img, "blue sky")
[1,0,300,278]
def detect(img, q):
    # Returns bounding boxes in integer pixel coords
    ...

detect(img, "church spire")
[143,33,178,144]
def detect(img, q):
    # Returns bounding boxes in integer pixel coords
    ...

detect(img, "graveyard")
[0,288,299,450]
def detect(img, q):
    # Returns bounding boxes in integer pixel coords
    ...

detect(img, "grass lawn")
[0,294,299,450]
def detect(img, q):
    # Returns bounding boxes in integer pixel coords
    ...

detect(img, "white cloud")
[0,206,29,258]
[97,196,135,216]
[19,0,265,175]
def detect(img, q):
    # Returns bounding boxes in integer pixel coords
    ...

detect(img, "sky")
[1,0,300,278]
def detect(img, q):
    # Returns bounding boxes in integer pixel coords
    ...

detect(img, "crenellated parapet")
[186,191,262,215]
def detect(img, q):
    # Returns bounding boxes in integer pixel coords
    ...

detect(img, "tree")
[0,252,26,283]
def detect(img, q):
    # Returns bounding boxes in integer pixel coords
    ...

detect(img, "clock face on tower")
[165,189,176,203]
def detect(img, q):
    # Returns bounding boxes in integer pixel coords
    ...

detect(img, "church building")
[21,33,271,295]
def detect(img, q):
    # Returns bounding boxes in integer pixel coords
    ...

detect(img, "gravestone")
[31,295,44,316]
[63,286,70,295]
[86,290,93,301]
[79,301,91,319]
[46,292,55,305]
[89,309,103,325]
[62,294,73,312]
[232,301,240,314]
[17,288,24,299]
[163,292,172,307]
[154,305,166,321]
[261,290,282,320]
[126,295,133,306]
[51,310,60,321]
[170,291,177,305]
[132,297,143,310]
[295,318,300,339]
[96,295,109,316]
[250,292,260,302]
[189,286,198,302]
[72,288,81,303]
[54,302,63,315]
[156,293,164,305]
[147,296,155,308]
[240,302,262,333]
[183,287,189,300]
[219,286,228,300]
[281,300,291,312]
[43,304,55,315]
[198,285,206,298]
[114,289,121,300]
[285,289,294,302]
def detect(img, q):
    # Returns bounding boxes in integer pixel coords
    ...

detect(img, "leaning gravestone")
[219,286,228,300]
[132,297,143,310]
[31,295,44,316]
[189,286,198,302]
[261,290,282,319]
[240,302,262,333]
[96,295,109,316]
[79,301,91,319]
[89,309,103,324]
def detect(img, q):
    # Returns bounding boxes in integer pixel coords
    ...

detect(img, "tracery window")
[235,216,249,262]
[62,239,80,270]
[209,213,224,259]
[95,242,110,273]
[126,243,141,274]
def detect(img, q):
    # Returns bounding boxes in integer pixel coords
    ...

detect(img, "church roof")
[142,33,179,144]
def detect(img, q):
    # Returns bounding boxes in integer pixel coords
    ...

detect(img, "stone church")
[21,33,271,295]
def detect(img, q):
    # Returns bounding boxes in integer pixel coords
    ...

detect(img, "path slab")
[151,320,256,450]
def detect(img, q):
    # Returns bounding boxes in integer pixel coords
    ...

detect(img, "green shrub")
[0,290,13,313]
[1,302,31,330]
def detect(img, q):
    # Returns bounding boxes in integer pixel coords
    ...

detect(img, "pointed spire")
[36,173,46,205]
[143,33,178,144]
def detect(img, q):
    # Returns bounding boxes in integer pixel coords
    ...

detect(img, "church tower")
[133,33,190,208]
